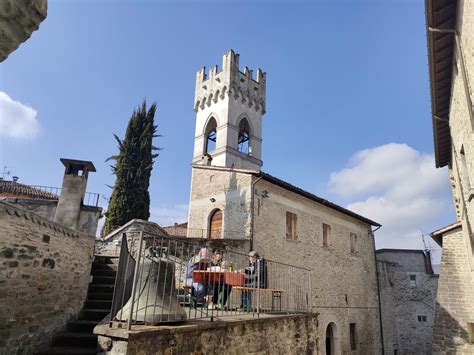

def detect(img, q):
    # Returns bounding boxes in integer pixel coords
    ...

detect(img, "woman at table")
[209,250,232,309]
[185,248,211,307]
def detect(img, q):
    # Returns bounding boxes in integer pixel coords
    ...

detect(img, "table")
[192,270,246,286]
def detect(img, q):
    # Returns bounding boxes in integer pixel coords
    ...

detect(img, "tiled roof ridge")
[0,180,58,200]
[0,201,94,240]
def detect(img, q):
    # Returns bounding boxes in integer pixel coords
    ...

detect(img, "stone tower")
[192,50,266,170]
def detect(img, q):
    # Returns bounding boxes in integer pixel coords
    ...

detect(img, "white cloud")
[150,204,189,227]
[0,91,39,140]
[328,143,453,257]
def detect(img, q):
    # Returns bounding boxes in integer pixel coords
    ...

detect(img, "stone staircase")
[40,255,118,355]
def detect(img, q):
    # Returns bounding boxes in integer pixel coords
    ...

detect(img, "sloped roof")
[0,180,58,200]
[192,165,381,227]
[257,172,381,227]
[425,0,458,167]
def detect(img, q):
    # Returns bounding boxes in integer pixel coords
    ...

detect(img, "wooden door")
[209,209,222,239]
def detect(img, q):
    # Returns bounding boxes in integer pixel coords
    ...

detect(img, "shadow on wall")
[223,171,250,240]
[432,303,472,353]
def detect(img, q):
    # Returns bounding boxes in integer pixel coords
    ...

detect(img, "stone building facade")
[376,249,438,355]
[187,51,383,354]
[0,159,102,235]
[0,201,95,353]
[426,0,474,353]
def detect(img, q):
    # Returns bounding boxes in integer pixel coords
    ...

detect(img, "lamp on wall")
[210,198,216,202]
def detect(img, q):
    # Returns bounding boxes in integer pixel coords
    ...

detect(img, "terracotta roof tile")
[0,180,59,200]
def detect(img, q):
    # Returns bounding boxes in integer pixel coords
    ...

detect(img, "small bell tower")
[192,50,266,171]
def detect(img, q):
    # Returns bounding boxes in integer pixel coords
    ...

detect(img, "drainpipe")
[428,27,474,126]
[371,224,385,355]
[249,174,263,252]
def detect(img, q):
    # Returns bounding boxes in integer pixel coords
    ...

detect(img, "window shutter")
[286,212,291,239]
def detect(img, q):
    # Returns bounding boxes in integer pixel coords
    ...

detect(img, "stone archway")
[325,322,341,355]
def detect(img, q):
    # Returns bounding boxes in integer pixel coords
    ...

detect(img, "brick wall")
[432,226,474,354]
[0,202,95,354]
[96,313,318,354]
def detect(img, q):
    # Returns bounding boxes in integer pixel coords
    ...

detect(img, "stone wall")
[95,313,318,354]
[185,166,382,354]
[432,226,474,354]
[0,201,95,354]
[0,0,48,62]
[431,0,474,353]
[253,178,382,355]
[187,166,253,240]
[377,250,438,354]
[0,197,102,236]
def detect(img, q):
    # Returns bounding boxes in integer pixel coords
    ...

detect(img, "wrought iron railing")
[28,185,100,207]
[109,230,312,329]
[164,227,248,239]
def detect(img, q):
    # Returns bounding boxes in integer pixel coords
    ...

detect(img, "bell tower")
[192,50,266,171]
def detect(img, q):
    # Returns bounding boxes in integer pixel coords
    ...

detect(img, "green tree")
[101,100,160,237]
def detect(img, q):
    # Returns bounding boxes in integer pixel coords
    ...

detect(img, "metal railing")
[164,227,249,240]
[110,230,311,329]
[28,185,100,207]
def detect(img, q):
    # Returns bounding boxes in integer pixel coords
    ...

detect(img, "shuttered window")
[286,211,298,240]
[323,224,331,247]
[350,233,357,254]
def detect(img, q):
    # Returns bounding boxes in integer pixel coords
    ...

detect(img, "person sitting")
[185,248,211,307]
[241,250,267,311]
[209,250,232,309]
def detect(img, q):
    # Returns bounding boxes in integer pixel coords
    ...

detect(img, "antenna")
[2,166,12,179]
[421,227,429,252]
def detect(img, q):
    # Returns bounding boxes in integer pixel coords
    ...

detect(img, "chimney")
[54,158,96,230]
[12,176,19,183]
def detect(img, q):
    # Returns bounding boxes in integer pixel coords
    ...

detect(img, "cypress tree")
[101,100,160,237]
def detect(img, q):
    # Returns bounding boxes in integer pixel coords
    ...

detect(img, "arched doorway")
[209,209,222,239]
[325,322,340,355]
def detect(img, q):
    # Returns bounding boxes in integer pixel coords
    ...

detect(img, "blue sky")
[0,0,454,260]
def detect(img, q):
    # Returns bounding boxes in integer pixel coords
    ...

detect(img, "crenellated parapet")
[194,49,266,114]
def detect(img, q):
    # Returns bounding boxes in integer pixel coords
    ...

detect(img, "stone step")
[67,320,99,333]
[51,332,97,347]
[86,299,112,310]
[37,346,97,355]
[87,292,113,301]
[91,268,117,277]
[80,308,110,321]
[91,276,116,285]
[89,284,115,293]
[91,263,118,271]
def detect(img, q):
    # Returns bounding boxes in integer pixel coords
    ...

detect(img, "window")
[209,209,222,239]
[468,322,474,343]
[460,146,472,190]
[350,233,357,255]
[323,224,331,247]
[409,274,417,287]
[237,118,250,154]
[349,323,357,350]
[204,117,217,154]
[286,211,298,240]
[417,315,427,322]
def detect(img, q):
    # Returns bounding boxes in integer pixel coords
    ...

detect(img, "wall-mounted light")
[210,198,216,202]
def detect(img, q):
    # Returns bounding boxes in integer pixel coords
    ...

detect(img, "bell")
[116,249,187,324]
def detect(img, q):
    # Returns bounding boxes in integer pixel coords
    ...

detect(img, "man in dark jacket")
[241,250,267,310]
